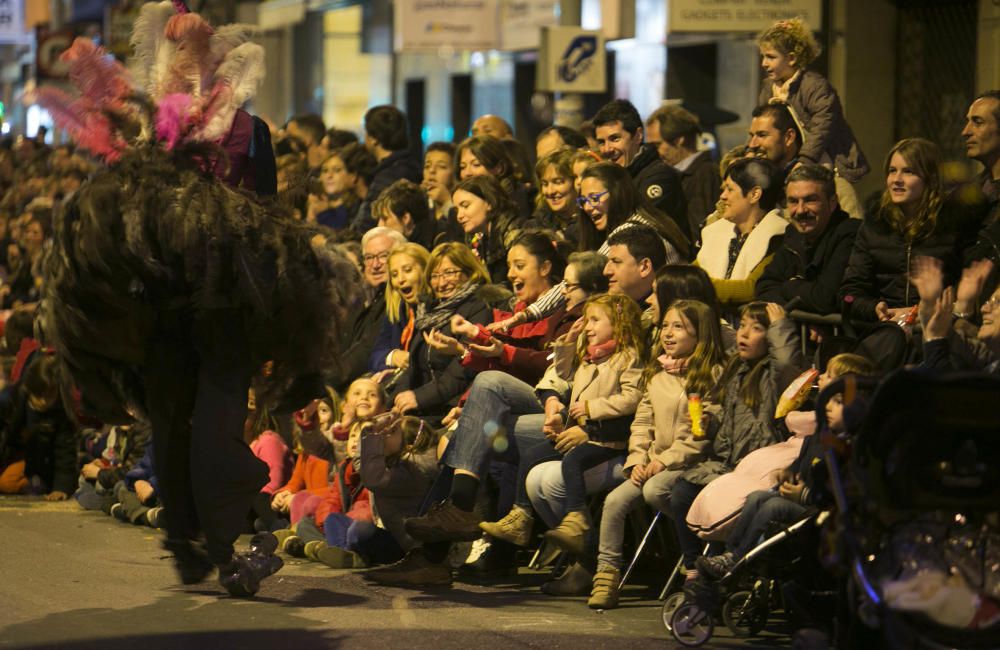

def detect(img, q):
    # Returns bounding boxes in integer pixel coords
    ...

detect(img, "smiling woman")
[386,242,501,425]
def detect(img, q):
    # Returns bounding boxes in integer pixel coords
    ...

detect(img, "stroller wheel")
[661,592,687,632]
[670,602,714,647]
[722,589,768,637]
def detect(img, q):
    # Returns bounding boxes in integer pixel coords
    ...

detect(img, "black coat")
[390,290,494,420]
[839,201,977,321]
[628,144,690,242]
[756,209,859,314]
[4,392,78,495]
[331,287,387,391]
[679,150,721,238]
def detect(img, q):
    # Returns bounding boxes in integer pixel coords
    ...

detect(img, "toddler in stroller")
[670,372,872,646]
[827,370,1000,649]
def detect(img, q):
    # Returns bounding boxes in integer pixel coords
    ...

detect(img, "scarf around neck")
[657,354,690,375]
[414,281,480,333]
[585,339,617,362]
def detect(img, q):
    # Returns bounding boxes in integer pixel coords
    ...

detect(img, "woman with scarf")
[389,243,503,425]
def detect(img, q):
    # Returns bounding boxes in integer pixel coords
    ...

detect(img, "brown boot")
[479,505,534,547]
[587,565,621,609]
[544,511,590,556]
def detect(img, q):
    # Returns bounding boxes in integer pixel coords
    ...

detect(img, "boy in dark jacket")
[0,354,78,500]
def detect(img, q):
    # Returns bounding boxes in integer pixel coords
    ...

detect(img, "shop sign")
[499,0,558,51]
[537,26,606,93]
[669,0,823,33]
[394,0,500,53]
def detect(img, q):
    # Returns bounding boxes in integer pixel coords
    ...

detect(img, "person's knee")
[473,370,506,397]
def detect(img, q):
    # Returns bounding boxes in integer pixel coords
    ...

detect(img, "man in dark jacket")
[646,105,720,241]
[356,105,423,232]
[962,91,1000,292]
[592,99,690,242]
[331,227,407,392]
[756,165,859,314]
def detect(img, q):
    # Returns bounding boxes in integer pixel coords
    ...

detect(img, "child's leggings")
[560,443,624,512]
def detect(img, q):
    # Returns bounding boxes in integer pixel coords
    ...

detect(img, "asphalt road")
[0,495,789,649]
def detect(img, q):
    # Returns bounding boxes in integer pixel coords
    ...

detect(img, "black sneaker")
[218,551,284,598]
[404,500,482,543]
[110,503,128,522]
[365,549,452,588]
[695,551,736,581]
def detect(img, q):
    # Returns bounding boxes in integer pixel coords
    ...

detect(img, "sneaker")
[543,511,590,556]
[479,505,533,547]
[365,549,452,588]
[404,500,482,543]
[110,502,128,522]
[457,540,517,580]
[145,506,165,529]
[304,540,326,561]
[695,551,736,581]
[162,537,214,586]
[314,543,366,569]
[217,551,284,598]
[541,561,593,596]
[282,536,306,558]
[587,565,621,610]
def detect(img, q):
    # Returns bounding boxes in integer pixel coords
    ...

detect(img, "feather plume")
[196,43,264,142]
[61,38,132,112]
[129,1,175,94]
[209,24,256,65]
[34,87,123,161]
[155,93,194,149]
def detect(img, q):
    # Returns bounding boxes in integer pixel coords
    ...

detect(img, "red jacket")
[461,302,581,386]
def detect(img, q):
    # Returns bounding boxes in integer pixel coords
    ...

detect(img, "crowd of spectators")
[2,17,1000,643]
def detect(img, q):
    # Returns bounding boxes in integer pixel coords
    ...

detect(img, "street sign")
[537,26,606,93]
[669,0,823,33]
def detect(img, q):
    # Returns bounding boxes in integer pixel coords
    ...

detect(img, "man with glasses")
[332,227,406,390]
[592,99,690,242]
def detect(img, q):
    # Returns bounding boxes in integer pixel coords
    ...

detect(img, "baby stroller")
[826,370,1000,649]
[667,379,862,647]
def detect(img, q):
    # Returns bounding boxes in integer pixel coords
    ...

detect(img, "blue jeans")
[727,490,808,558]
[441,371,547,477]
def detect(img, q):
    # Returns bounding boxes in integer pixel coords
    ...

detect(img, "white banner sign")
[669,0,823,33]
[537,27,606,94]
[499,0,558,51]
[394,0,500,53]
[0,0,27,45]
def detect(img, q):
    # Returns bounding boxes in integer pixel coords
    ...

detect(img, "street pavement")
[0,495,789,649]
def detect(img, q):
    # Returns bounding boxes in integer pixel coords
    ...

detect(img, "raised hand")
[910,255,944,302]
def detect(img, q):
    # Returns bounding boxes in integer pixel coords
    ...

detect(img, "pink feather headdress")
[34,0,264,160]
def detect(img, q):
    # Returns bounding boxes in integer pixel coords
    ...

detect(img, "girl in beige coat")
[479,293,644,556]
[589,299,727,609]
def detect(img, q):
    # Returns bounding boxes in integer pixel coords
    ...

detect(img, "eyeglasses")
[430,268,465,282]
[984,295,1000,310]
[576,191,609,209]
[363,251,391,265]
